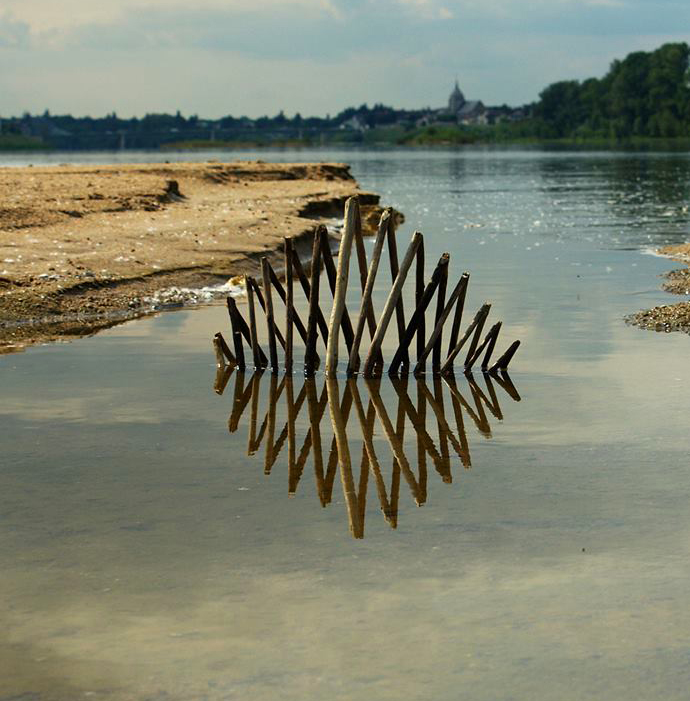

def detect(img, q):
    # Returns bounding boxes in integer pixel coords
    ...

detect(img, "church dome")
[448,80,466,113]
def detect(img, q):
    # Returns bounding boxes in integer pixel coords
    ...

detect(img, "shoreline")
[0,161,399,353]
[626,243,690,333]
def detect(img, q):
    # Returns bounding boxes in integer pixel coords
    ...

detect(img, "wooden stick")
[325,200,358,376]
[266,255,313,358]
[346,209,390,376]
[387,214,408,371]
[463,305,491,369]
[249,276,286,351]
[431,256,448,373]
[213,331,236,366]
[304,233,323,376]
[440,303,491,375]
[291,247,329,348]
[389,253,449,376]
[362,232,423,377]
[481,321,502,371]
[351,197,378,340]
[466,321,501,372]
[413,272,469,375]
[261,257,279,373]
[213,334,226,368]
[319,226,355,354]
[226,297,247,370]
[489,340,521,373]
[447,270,469,356]
[283,238,294,372]
[245,276,265,370]
[415,239,426,370]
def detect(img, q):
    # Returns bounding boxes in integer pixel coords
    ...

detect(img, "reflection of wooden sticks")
[392,253,449,376]
[363,232,423,378]
[416,378,428,503]
[304,234,323,376]
[261,258,279,372]
[415,273,469,375]
[319,226,355,355]
[246,276,265,370]
[489,340,521,373]
[326,379,363,538]
[284,239,294,372]
[444,374,490,438]
[248,370,268,454]
[228,371,251,432]
[285,380,308,495]
[367,379,421,505]
[433,377,451,480]
[264,375,286,474]
[387,213,408,372]
[347,210,390,376]
[350,381,396,527]
[440,303,491,375]
[304,378,327,503]
[214,365,234,396]
[420,378,468,475]
[443,375,471,468]
[467,378,492,438]
[470,373,502,421]
[390,377,448,479]
[491,370,521,402]
[326,200,357,375]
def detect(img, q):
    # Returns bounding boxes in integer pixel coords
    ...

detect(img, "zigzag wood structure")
[213,196,521,377]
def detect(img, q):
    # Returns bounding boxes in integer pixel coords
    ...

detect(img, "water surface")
[2,148,690,700]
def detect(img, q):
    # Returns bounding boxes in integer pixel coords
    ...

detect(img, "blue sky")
[1,0,688,118]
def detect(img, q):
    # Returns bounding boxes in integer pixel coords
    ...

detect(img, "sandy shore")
[627,242,690,332]
[0,161,397,352]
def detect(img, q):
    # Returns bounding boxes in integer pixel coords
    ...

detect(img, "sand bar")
[0,161,397,352]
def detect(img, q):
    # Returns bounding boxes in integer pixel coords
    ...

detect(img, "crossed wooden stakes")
[212,196,520,379]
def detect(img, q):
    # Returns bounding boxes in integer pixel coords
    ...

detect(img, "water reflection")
[215,368,521,538]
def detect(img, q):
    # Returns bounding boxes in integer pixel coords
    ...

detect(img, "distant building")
[444,80,486,125]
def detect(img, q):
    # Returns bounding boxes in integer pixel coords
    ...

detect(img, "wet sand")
[627,243,690,332]
[0,161,395,352]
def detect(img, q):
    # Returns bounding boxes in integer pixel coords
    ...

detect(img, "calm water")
[2,148,690,700]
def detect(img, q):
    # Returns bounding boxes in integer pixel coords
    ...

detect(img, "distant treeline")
[2,42,689,150]
[531,42,690,139]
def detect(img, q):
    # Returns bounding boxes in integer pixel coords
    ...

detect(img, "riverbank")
[627,243,690,332]
[0,161,397,352]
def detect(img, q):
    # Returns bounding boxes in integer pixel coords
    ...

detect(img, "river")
[1,147,690,700]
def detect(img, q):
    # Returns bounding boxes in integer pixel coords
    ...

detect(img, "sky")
[1,0,688,119]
